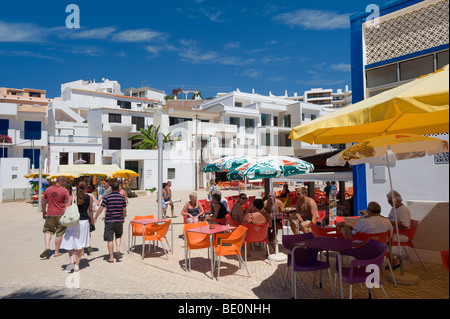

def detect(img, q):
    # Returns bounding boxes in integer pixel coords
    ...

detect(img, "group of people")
[341,190,411,268]
[40,177,128,271]
[180,186,320,247]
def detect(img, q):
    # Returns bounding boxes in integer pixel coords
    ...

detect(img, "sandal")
[40,249,51,258]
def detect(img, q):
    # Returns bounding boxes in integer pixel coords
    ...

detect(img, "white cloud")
[274,9,351,30]
[237,69,261,79]
[331,63,351,72]
[67,27,117,40]
[112,29,164,42]
[225,42,241,49]
[0,21,48,42]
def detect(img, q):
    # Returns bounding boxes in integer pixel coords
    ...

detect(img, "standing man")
[167,181,176,218]
[294,187,319,233]
[41,176,71,258]
[93,182,127,263]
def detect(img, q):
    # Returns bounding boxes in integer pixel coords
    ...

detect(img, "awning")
[274,171,353,182]
[58,164,121,177]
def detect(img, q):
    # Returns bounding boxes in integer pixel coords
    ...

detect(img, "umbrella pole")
[385,151,419,285]
[269,178,286,262]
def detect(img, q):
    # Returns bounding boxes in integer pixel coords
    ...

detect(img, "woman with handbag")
[61,182,93,272]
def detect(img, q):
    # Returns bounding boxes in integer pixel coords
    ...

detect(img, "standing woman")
[61,182,93,272]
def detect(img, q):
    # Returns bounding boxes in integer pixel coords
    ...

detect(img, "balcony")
[48,135,102,145]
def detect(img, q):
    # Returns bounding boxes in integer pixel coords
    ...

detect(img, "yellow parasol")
[111,169,140,179]
[24,173,50,179]
[289,65,449,145]
[48,173,79,180]
[80,172,110,178]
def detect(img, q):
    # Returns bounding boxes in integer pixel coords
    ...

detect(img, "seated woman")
[181,192,205,224]
[243,199,270,225]
[207,193,228,223]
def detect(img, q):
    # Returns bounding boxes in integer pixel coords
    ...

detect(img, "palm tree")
[128,125,180,150]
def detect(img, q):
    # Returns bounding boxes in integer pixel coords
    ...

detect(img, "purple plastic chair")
[282,233,314,289]
[285,233,333,299]
[336,239,389,299]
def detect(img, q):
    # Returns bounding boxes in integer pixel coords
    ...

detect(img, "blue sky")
[0,0,382,99]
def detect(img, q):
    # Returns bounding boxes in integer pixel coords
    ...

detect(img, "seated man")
[293,187,318,234]
[264,192,284,243]
[345,201,393,238]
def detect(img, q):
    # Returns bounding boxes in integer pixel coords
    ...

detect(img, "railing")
[48,135,102,145]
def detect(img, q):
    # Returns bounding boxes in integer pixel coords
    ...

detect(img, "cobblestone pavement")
[0,190,448,300]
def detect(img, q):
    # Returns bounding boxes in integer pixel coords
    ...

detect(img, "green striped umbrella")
[228,155,314,180]
[201,155,258,173]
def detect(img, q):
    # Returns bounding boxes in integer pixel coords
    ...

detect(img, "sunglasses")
[240,197,248,200]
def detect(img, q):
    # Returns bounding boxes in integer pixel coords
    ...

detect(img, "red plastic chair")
[316,211,326,227]
[441,251,449,272]
[243,223,271,265]
[210,218,227,225]
[198,199,210,212]
[390,219,427,270]
[310,222,343,238]
[226,214,242,228]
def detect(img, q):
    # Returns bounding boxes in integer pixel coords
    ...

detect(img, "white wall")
[365,150,449,218]
[0,158,31,202]
[111,149,195,192]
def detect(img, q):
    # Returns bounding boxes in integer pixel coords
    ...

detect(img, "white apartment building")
[192,90,332,159]
[276,86,352,109]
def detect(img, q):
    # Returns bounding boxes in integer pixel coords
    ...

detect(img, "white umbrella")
[327,134,449,279]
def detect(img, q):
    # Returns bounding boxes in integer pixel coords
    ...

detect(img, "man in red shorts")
[41,176,70,258]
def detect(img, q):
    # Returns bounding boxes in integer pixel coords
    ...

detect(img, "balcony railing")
[49,135,102,145]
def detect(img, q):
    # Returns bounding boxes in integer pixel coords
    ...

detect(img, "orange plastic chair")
[226,214,242,228]
[310,222,343,238]
[131,215,155,251]
[183,221,211,271]
[316,211,326,227]
[243,223,271,265]
[213,225,250,280]
[144,220,172,259]
[390,219,427,270]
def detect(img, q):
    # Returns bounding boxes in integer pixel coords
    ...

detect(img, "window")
[437,50,449,70]
[60,152,69,165]
[108,137,121,150]
[245,119,255,133]
[311,114,317,121]
[168,168,176,180]
[400,54,434,81]
[0,119,9,136]
[0,119,9,135]
[229,117,240,127]
[0,148,7,158]
[235,102,243,107]
[261,114,267,126]
[29,92,41,98]
[109,113,122,123]
[117,101,131,109]
[132,116,145,131]
[264,133,271,146]
[366,64,397,88]
[24,121,42,140]
[23,149,40,168]
[284,115,291,127]
[273,116,278,127]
